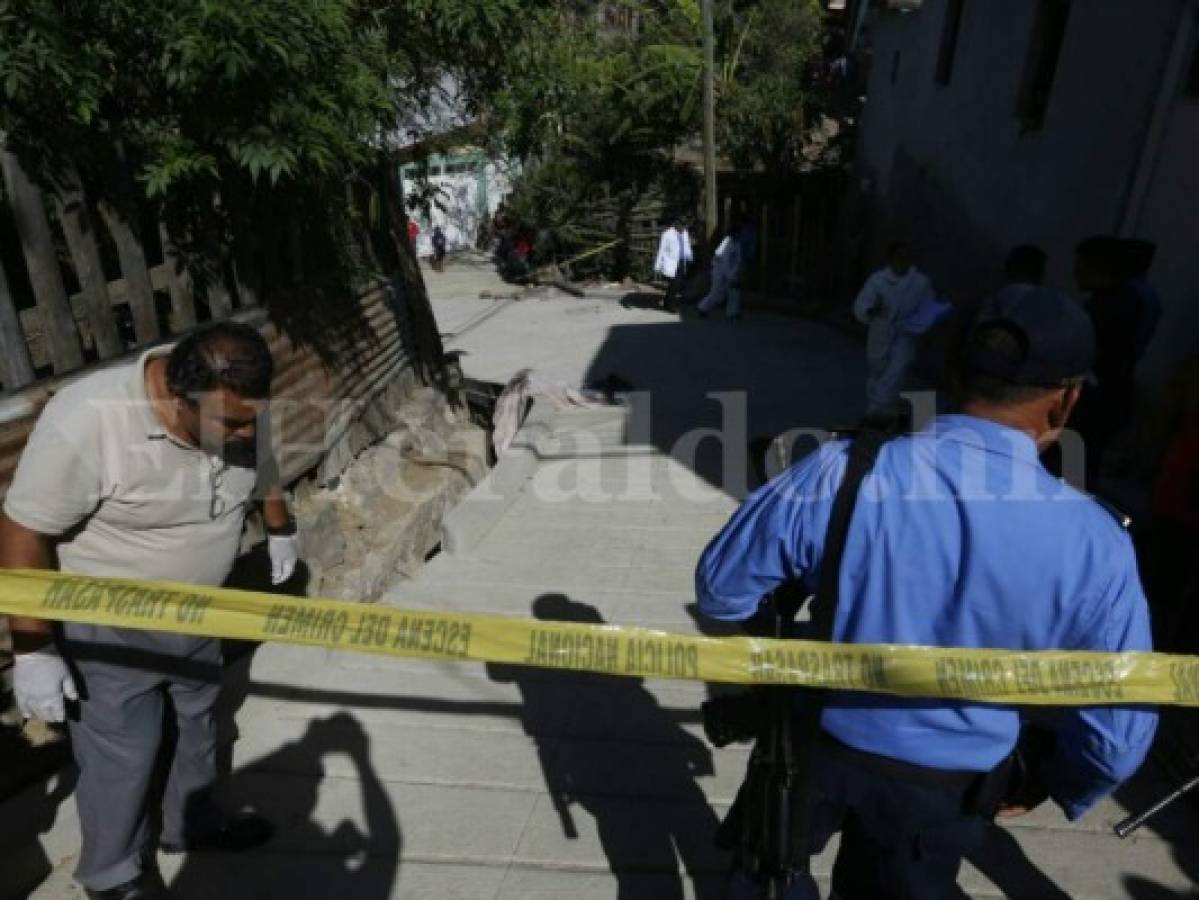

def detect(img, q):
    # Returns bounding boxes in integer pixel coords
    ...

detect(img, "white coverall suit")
[698,235,743,317]
[853,265,932,415]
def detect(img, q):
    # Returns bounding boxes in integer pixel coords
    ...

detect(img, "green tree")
[0,0,534,372]
[716,0,827,174]
[491,1,830,278]
[493,3,703,277]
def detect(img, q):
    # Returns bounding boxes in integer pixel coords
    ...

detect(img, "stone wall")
[288,379,488,601]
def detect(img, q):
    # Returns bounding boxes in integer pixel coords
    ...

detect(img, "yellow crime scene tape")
[1,568,1197,707]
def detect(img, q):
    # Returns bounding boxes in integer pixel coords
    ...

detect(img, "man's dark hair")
[886,240,910,261]
[166,321,274,401]
[1004,244,1046,285]
[958,321,1057,407]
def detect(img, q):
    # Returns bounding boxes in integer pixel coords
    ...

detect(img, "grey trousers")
[62,624,222,891]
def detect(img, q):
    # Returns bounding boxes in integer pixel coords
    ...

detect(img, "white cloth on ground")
[491,369,609,456]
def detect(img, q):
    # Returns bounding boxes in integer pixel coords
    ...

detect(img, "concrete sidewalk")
[10,257,1199,899]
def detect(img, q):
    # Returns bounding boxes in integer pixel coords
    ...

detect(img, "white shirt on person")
[654,227,693,279]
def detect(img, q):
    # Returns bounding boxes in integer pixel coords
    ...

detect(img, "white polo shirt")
[4,349,258,587]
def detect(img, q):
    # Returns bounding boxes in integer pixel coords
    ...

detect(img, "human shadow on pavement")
[168,711,400,900]
[582,319,863,499]
[1115,759,1199,899]
[488,593,726,899]
[0,767,78,900]
[965,822,1070,899]
[618,290,671,311]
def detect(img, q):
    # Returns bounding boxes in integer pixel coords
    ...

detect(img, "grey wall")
[857,0,1195,388]
[1128,58,1199,389]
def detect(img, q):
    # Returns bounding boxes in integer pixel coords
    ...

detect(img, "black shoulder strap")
[809,429,890,642]
[780,429,892,879]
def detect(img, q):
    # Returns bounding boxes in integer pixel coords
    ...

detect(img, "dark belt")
[819,731,987,796]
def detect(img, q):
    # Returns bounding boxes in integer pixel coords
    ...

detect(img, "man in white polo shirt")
[1,322,300,900]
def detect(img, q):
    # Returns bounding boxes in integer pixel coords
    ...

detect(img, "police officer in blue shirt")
[696,287,1157,899]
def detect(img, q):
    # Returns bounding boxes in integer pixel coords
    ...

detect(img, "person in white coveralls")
[697,224,744,320]
[853,241,934,417]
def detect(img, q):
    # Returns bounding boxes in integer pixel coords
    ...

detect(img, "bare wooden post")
[55,176,123,359]
[0,257,35,389]
[97,199,160,345]
[158,222,197,333]
[702,0,717,245]
[0,147,84,373]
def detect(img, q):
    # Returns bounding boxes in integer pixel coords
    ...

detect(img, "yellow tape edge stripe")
[1,569,1196,707]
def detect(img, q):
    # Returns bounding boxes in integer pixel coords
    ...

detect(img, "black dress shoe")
[86,876,163,900]
[159,812,274,854]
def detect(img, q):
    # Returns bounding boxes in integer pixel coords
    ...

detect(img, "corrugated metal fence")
[0,279,411,498]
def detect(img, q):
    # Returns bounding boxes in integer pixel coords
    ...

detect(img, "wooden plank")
[158,222,197,333]
[232,255,260,308]
[55,177,123,360]
[217,186,259,308]
[0,147,84,373]
[69,263,171,309]
[0,256,35,390]
[207,266,234,320]
[97,199,160,345]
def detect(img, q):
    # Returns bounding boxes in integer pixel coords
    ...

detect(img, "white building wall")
[403,153,516,258]
[857,0,1194,387]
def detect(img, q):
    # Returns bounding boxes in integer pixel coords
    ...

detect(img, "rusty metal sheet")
[0,283,412,499]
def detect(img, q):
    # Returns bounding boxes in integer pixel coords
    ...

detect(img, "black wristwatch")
[265,515,298,537]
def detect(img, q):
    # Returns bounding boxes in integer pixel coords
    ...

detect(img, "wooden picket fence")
[0,146,252,393]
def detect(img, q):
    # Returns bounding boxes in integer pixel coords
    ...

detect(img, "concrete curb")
[440,398,555,556]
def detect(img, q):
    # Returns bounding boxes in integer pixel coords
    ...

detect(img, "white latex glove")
[268,533,299,585]
[13,646,78,723]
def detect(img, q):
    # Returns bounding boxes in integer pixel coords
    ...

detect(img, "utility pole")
[702,0,717,244]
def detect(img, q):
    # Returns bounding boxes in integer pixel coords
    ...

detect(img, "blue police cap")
[967,285,1096,386]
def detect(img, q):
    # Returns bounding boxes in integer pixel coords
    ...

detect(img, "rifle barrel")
[1114,772,1199,838]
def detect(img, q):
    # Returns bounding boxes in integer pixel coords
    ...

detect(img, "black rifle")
[707,430,890,897]
[1115,770,1199,838]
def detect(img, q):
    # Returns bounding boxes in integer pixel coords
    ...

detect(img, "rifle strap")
[810,429,890,642]
[787,428,891,870]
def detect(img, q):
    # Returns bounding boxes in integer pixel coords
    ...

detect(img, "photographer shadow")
[966,821,1070,899]
[488,594,726,899]
[168,711,400,899]
[168,548,401,897]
